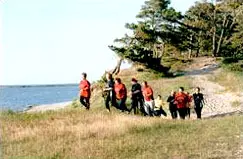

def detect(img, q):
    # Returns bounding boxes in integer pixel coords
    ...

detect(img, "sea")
[0,84,79,111]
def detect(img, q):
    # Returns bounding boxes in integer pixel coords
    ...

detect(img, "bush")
[136,67,144,72]
[222,57,239,64]
[225,63,243,72]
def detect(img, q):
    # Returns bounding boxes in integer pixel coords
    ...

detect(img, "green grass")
[1,108,242,159]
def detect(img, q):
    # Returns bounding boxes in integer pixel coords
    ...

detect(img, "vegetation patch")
[231,100,241,108]
[209,68,243,92]
[1,109,242,159]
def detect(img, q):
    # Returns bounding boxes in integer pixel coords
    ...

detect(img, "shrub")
[225,63,243,72]
[136,67,144,72]
[222,57,239,64]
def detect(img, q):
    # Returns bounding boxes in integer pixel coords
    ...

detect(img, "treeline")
[109,0,243,72]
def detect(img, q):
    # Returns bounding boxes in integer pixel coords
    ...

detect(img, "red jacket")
[142,86,153,101]
[175,92,188,109]
[79,80,91,98]
[114,83,127,100]
[187,95,193,108]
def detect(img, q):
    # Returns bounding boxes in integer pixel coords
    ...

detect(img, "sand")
[25,101,72,113]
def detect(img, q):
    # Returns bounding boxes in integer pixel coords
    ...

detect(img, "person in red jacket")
[174,87,188,119]
[142,81,154,116]
[114,78,129,112]
[79,72,91,110]
[186,92,193,119]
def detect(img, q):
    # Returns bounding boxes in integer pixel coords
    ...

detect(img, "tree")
[109,0,243,75]
[230,3,243,57]
[109,0,182,72]
[181,1,215,57]
[182,0,243,57]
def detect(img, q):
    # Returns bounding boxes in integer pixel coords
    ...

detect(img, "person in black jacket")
[167,91,177,119]
[193,87,205,119]
[103,73,117,112]
[129,78,144,115]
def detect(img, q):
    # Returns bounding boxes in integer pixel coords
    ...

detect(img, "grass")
[231,100,241,108]
[209,68,243,93]
[2,60,242,159]
[0,108,242,159]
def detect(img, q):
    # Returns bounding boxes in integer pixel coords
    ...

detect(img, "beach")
[25,101,72,113]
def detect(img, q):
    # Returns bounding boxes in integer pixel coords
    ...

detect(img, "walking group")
[79,72,205,119]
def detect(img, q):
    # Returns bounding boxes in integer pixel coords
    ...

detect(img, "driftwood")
[111,58,123,75]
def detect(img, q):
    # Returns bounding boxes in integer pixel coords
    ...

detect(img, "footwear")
[85,105,90,110]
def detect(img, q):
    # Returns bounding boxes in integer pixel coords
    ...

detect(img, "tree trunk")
[111,58,123,75]
[161,43,165,58]
[216,15,228,56]
[196,31,202,57]
[188,34,193,59]
[153,44,158,59]
[212,1,217,57]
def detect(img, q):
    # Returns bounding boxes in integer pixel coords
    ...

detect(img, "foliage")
[222,57,239,64]
[221,57,243,72]
[223,62,243,72]
[182,0,243,57]
[109,0,243,73]
[109,0,183,72]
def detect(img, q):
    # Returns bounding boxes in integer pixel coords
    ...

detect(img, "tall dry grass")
[1,108,242,159]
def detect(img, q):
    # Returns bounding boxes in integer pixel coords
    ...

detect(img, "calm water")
[0,84,79,111]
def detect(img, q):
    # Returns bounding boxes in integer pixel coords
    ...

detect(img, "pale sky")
[0,0,198,85]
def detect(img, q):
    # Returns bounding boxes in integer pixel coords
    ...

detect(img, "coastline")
[25,101,72,113]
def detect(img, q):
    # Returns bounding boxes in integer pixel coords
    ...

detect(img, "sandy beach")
[25,101,72,113]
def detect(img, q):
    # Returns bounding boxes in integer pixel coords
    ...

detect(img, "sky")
[0,0,198,85]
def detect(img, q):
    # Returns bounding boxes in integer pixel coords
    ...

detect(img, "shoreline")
[25,101,72,113]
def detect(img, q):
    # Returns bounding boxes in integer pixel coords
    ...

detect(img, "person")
[129,78,144,115]
[193,87,205,119]
[142,81,154,116]
[103,73,116,112]
[79,72,91,110]
[174,87,189,119]
[114,78,129,112]
[186,92,193,119]
[167,91,177,119]
[154,95,167,117]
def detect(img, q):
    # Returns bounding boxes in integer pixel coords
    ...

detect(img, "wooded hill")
[109,0,243,73]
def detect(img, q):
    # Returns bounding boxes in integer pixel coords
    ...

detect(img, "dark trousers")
[195,107,202,119]
[130,99,138,114]
[117,97,129,112]
[178,108,186,119]
[130,98,144,114]
[186,108,191,118]
[170,109,178,119]
[80,96,90,110]
[105,93,116,111]
[154,108,167,117]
